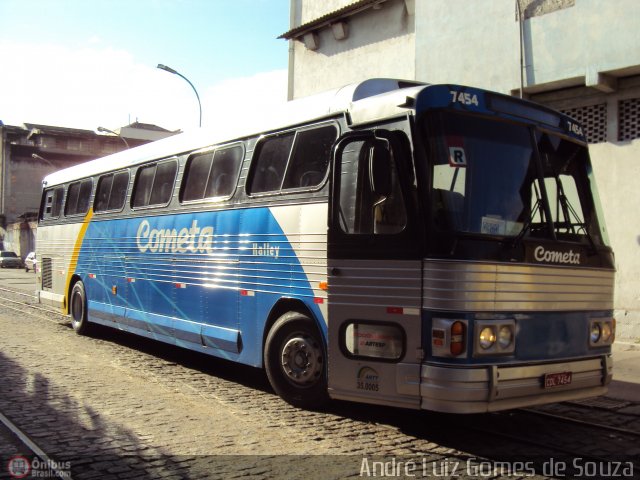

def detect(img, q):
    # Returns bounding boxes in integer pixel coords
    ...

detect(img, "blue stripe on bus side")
[76,206,324,367]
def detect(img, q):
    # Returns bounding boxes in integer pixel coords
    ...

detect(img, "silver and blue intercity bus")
[36,79,615,413]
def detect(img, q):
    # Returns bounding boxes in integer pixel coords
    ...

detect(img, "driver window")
[338,139,407,235]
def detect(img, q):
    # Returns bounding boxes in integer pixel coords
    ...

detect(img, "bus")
[36,79,615,413]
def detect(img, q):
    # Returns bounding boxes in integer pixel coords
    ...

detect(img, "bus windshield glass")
[424,111,606,246]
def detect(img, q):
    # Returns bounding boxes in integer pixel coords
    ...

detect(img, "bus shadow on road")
[79,323,272,393]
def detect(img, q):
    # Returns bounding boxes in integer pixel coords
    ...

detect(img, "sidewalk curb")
[613,340,640,351]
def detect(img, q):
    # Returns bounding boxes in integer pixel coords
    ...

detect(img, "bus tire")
[70,281,91,335]
[264,312,328,409]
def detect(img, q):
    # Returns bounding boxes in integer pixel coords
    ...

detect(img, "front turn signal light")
[450,321,466,356]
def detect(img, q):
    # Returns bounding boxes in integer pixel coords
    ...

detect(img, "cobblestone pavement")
[0,286,638,479]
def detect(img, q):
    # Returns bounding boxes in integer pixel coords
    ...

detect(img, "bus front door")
[327,131,423,409]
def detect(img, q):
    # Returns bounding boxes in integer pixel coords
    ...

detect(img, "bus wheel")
[70,281,91,335]
[264,312,328,409]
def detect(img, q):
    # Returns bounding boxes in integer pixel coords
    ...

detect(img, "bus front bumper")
[420,355,612,414]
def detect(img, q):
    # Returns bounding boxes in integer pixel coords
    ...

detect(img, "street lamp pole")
[157,64,202,127]
[97,126,130,149]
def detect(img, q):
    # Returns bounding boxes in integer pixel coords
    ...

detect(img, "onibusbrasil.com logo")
[6,455,71,479]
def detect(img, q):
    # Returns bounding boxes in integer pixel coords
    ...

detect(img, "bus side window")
[283,125,337,189]
[182,145,243,202]
[248,133,294,194]
[41,187,64,220]
[132,165,155,208]
[95,170,129,213]
[149,160,177,205]
[94,175,113,212]
[108,171,129,211]
[132,160,177,208]
[65,179,93,217]
[182,152,212,201]
[205,146,243,198]
[248,124,337,196]
[77,179,93,214]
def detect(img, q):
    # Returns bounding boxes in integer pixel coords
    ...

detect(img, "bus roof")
[42,78,426,188]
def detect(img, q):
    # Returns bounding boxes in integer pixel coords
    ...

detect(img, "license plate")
[544,372,572,388]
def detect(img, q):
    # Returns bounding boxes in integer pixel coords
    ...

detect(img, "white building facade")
[282,0,640,339]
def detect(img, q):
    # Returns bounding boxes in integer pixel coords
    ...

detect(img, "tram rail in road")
[0,411,73,479]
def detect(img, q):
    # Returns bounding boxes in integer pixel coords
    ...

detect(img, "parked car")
[0,251,24,268]
[25,251,37,272]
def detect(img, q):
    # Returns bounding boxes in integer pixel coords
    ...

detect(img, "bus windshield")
[424,111,606,246]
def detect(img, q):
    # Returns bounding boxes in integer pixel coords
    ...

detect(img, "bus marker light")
[88,274,96,279]
[450,321,466,356]
[318,281,328,291]
[127,278,136,283]
[387,307,403,315]
[111,286,117,295]
[240,289,255,297]
[602,322,613,342]
[175,283,187,289]
[432,328,445,347]
[314,298,324,304]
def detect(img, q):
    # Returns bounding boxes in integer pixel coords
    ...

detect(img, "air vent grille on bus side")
[42,257,53,289]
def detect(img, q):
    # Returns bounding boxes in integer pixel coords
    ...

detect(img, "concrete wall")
[415,0,520,92]
[290,0,415,99]
[294,0,356,24]
[7,156,53,220]
[590,140,640,340]
[415,0,640,93]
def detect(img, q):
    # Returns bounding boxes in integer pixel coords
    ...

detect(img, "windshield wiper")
[510,196,542,248]
[556,184,597,253]
[511,181,544,249]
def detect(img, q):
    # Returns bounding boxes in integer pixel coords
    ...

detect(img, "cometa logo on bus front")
[534,246,581,265]
[136,219,215,254]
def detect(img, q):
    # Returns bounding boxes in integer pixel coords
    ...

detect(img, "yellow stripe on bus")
[62,208,94,314]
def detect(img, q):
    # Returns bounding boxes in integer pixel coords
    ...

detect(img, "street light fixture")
[97,126,130,149]
[32,153,55,167]
[157,63,202,127]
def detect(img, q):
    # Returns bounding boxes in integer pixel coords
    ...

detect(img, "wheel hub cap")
[281,335,323,386]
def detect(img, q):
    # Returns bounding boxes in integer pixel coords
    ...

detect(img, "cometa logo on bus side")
[136,219,215,254]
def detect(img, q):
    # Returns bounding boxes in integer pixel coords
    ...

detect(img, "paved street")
[0,268,639,479]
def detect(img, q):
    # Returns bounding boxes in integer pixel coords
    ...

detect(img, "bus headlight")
[479,327,496,349]
[589,318,615,347]
[590,322,602,344]
[498,325,514,349]
[474,320,516,357]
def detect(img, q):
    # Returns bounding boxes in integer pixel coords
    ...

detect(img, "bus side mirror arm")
[369,141,392,197]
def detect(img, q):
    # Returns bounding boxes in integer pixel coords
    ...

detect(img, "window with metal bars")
[560,104,607,144]
[618,98,640,141]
